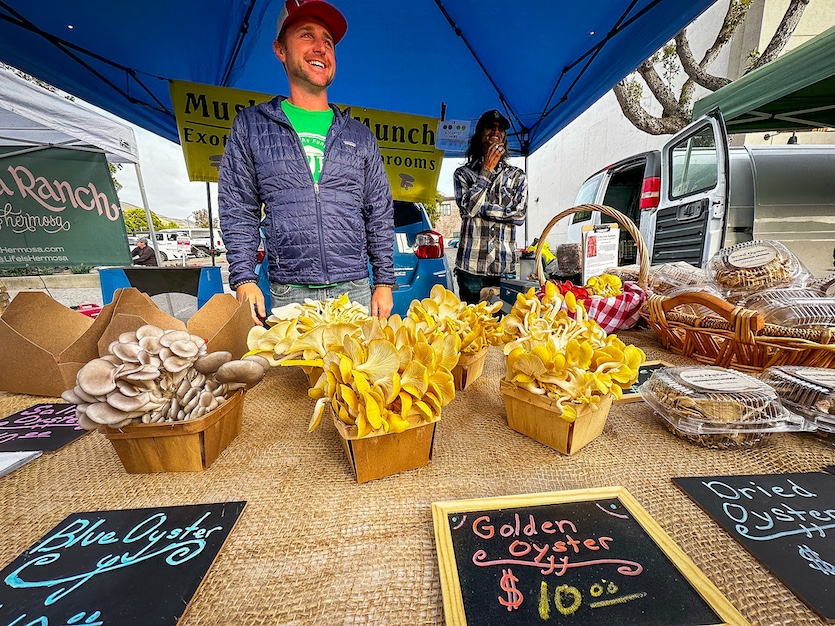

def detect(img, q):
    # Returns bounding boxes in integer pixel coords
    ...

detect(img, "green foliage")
[123,208,167,234]
[421,190,444,227]
[108,163,123,192]
[0,267,56,276]
[70,265,94,274]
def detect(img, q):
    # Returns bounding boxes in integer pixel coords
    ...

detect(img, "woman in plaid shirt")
[453,109,528,305]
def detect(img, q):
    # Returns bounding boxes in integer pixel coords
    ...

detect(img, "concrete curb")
[0,274,100,289]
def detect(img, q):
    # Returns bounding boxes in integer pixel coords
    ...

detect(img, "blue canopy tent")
[0,0,718,158]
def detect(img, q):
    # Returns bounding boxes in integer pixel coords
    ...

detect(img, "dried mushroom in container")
[639,366,809,449]
[760,366,835,433]
[647,261,710,296]
[706,240,811,304]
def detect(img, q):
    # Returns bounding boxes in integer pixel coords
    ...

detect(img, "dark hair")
[465,118,509,168]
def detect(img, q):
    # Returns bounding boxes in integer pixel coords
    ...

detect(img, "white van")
[135,231,189,262]
[162,228,226,257]
[567,111,835,277]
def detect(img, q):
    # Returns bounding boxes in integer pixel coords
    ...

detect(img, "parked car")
[255,201,450,316]
[566,110,835,277]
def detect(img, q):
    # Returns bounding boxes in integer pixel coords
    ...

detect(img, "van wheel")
[160,252,168,262]
[192,246,210,258]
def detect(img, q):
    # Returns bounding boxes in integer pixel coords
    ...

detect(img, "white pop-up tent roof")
[0,68,139,163]
[0,68,167,262]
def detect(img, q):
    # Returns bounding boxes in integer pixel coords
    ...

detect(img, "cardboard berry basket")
[99,390,245,473]
[500,379,613,455]
[332,412,437,483]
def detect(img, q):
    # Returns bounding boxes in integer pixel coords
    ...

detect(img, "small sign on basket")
[582,224,619,284]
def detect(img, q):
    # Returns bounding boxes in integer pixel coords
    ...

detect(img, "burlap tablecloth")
[1,330,833,625]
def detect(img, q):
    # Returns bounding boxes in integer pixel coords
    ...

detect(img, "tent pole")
[207,182,216,267]
[523,153,529,247]
[134,162,162,266]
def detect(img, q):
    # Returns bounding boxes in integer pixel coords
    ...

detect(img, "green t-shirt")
[281,99,334,183]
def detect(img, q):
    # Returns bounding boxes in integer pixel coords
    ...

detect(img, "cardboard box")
[0,288,252,398]
[333,412,437,483]
[0,292,101,397]
[100,390,245,473]
[500,379,612,455]
[452,348,488,391]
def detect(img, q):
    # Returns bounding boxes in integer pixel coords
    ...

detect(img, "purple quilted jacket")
[219,96,394,289]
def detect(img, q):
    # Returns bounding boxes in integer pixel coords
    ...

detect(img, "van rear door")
[649,111,729,267]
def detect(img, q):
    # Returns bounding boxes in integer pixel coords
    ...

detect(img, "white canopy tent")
[0,68,162,262]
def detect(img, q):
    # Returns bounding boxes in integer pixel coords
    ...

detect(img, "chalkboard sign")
[0,501,246,625]
[432,487,746,625]
[615,361,673,404]
[675,472,835,622]
[0,403,88,452]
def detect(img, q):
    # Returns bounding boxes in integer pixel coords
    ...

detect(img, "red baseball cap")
[276,0,348,44]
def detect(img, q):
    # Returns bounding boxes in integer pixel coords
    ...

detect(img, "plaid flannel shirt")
[453,159,528,277]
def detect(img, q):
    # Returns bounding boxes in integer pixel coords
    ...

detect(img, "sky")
[113,119,464,222]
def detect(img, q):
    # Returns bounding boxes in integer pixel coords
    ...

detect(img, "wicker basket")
[641,290,835,373]
[532,204,650,291]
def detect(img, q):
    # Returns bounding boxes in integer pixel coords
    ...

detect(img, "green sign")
[0,147,131,268]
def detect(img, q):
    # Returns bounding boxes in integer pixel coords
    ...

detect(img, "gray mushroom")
[111,342,142,363]
[72,385,101,405]
[169,339,199,359]
[242,354,271,373]
[216,360,265,388]
[76,359,118,397]
[139,335,162,355]
[118,331,138,344]
[136,324,165,340]
[106,390,151,413]
[86,401,130,426]
[194,351,232,374]
[159,330,191,347]
[163,355,192,373]
[61,388,84,405]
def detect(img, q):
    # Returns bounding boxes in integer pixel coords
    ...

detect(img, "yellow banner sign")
[169,80,443,204]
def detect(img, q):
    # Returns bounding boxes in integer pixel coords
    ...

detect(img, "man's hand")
[236,282,266,325]
[482,142,503,173]
[371,285,393,319]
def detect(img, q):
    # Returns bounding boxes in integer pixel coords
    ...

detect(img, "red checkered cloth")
[537,281,647,333]
[580,282,647,332]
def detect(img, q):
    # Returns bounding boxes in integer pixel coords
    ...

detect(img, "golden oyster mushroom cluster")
[63,325,268,430]
[408,284,503,354]
[245,294,370,366]
[303,316,460,438]
[585,273,623,297]
[500,285,646,422]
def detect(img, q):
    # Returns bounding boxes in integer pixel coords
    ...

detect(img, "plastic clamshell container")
[706,240,811,303]
[737,286,824,311]
[639,365,809,449]
[754,298,835,328]
[648,261,710,295]
[760,366,835,433]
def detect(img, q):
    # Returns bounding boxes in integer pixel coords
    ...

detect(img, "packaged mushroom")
[706,240,811,304]
[639,365,810,449]
[760,366,835,433]
[61,324,268,430]
[738,287,835,327]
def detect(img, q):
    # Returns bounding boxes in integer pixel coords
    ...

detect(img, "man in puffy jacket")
[219,0,394,324]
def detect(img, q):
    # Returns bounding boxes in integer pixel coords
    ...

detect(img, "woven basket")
[641,290,835,373]
[532,203,650,290]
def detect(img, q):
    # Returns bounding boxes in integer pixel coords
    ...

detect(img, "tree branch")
[675,31,731,92]
[613,81,690,135]
[749,0,810,70]
[636,60,684,117]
